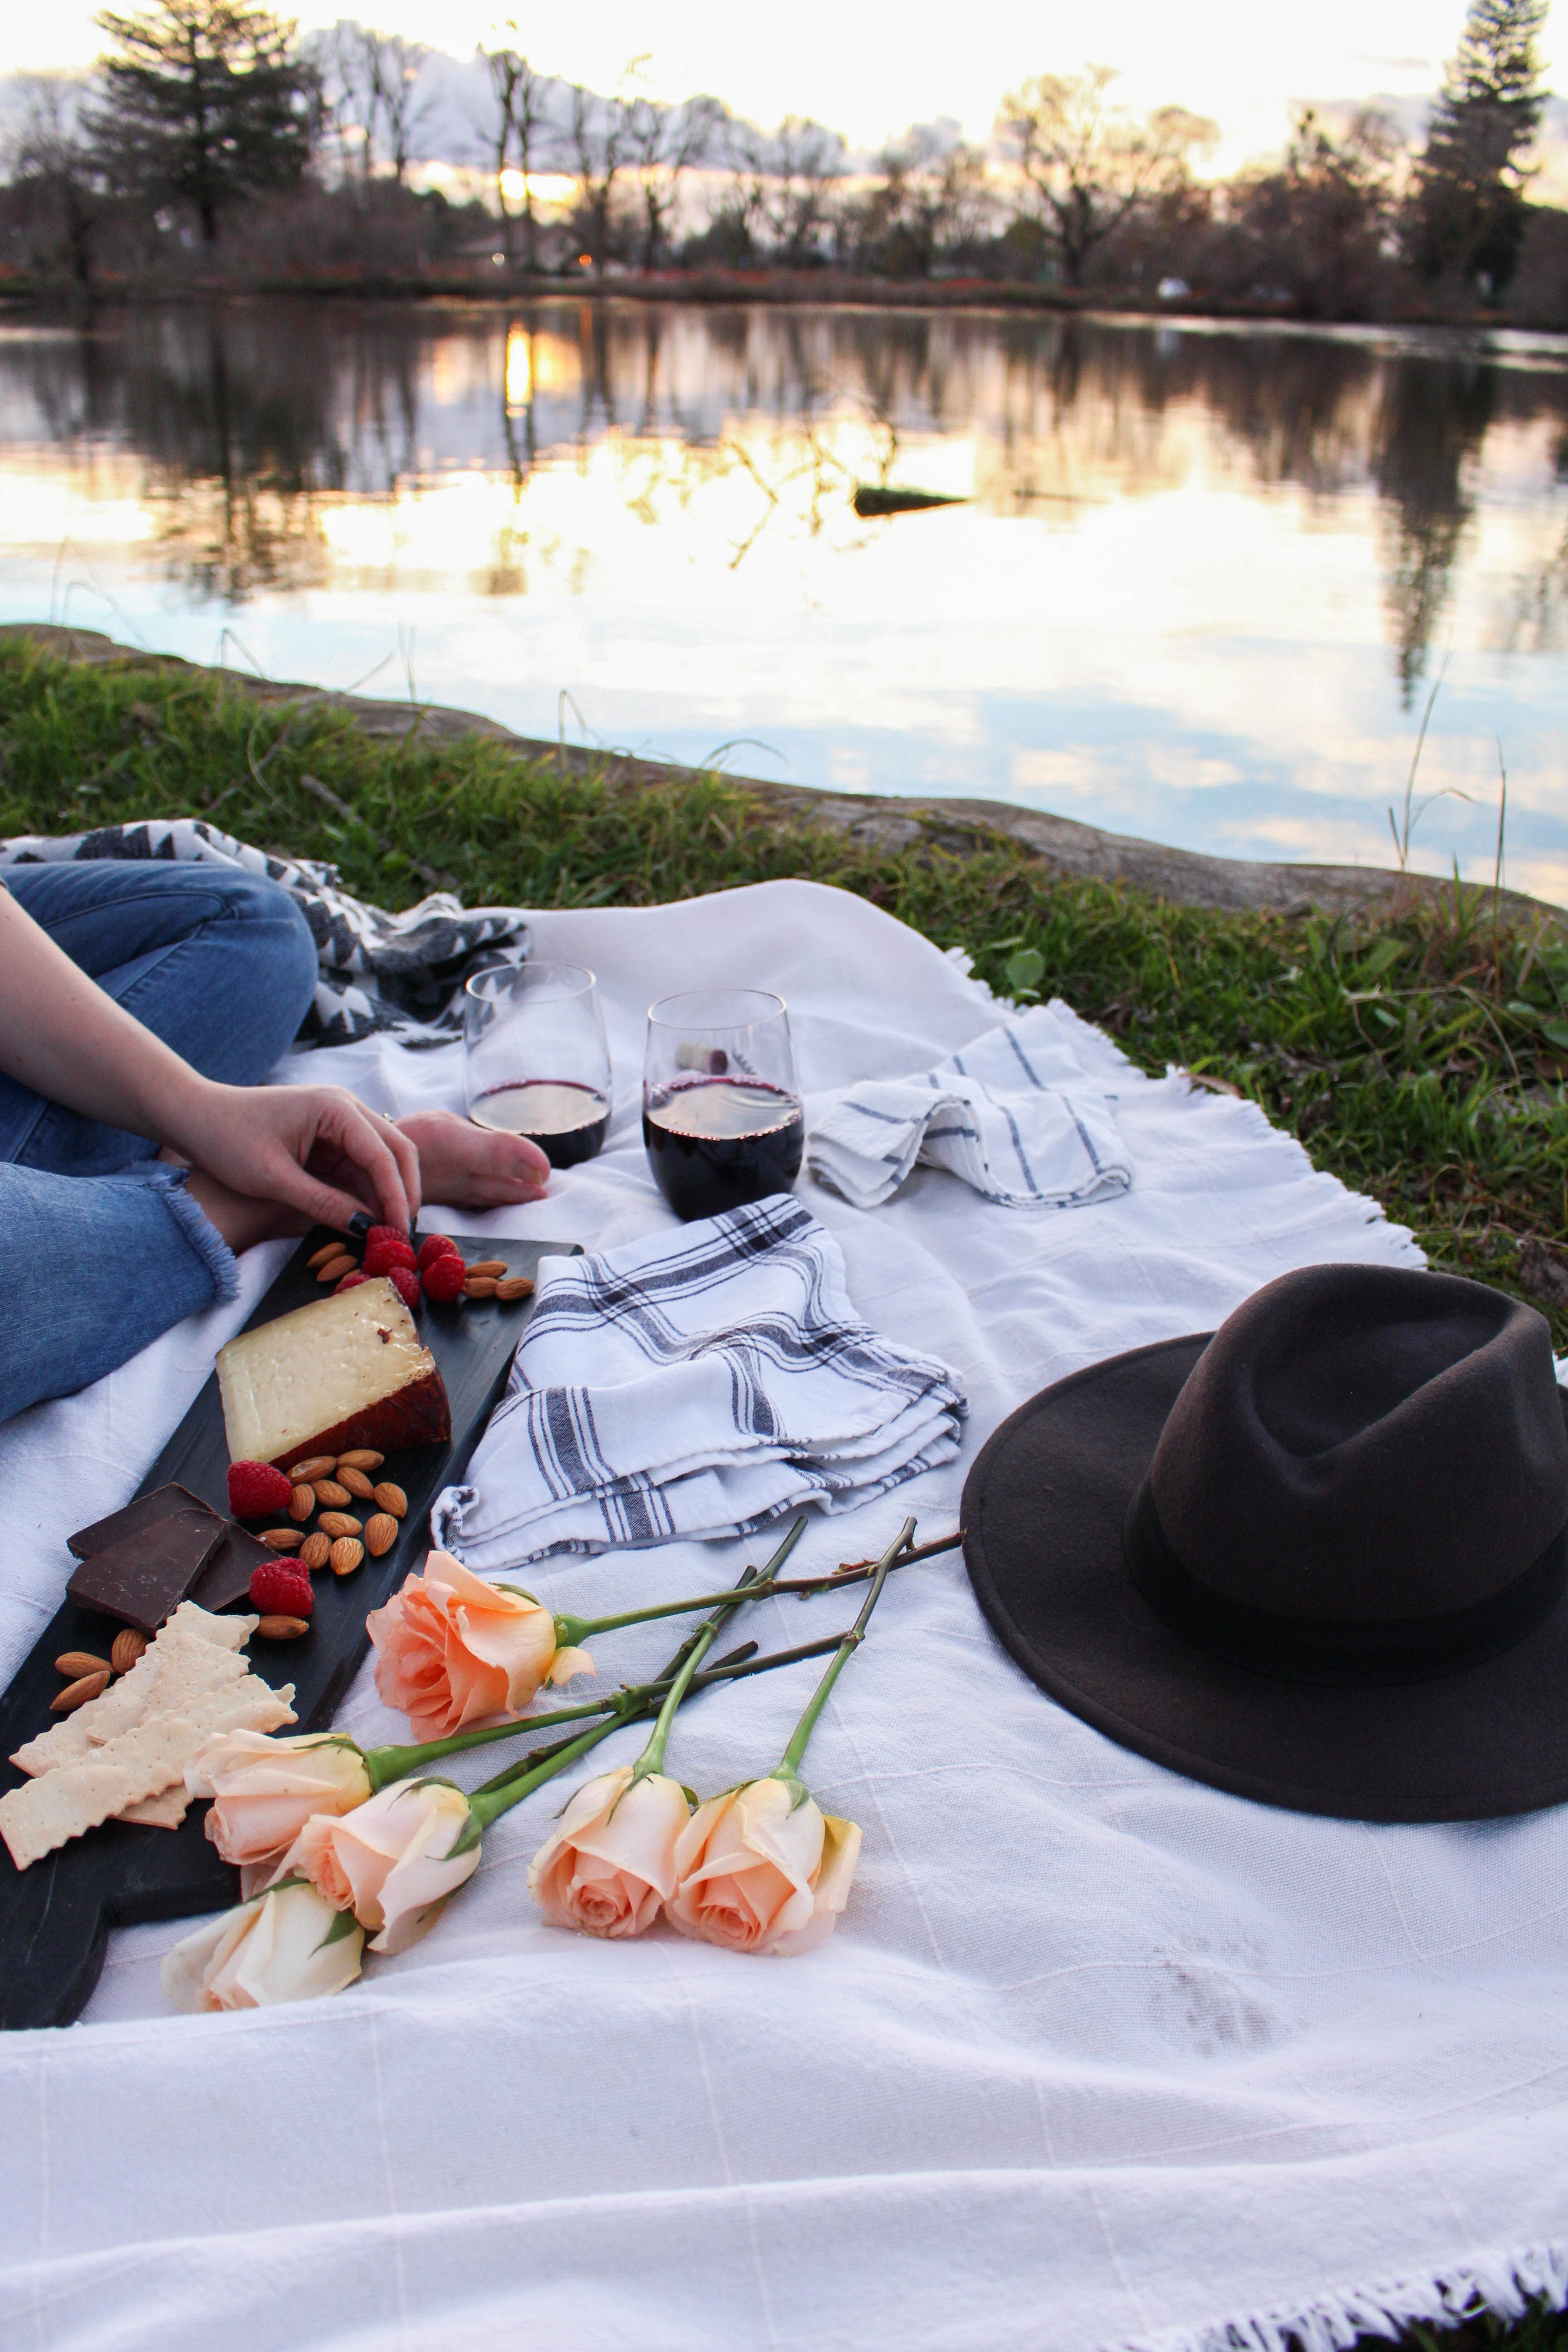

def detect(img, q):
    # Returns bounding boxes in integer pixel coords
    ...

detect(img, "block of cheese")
[216,1277,451,1470]
[12,1606,257,1778]
[0,1678,296,1871]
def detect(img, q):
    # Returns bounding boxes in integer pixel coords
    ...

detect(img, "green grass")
[4,636,1568,1348]
[4,637,1568,2343]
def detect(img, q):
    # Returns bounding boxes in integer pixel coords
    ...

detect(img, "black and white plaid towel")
[808,1009,1133,1210]
[431,1195,967,1567]
[0,820,528,1047]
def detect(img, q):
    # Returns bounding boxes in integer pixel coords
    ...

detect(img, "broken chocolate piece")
[188,1524,276,1615]
[66,1511,225,1635]
[68,1483,217,1562]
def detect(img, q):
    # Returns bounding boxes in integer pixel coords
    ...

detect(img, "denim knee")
[206,872,320,1062]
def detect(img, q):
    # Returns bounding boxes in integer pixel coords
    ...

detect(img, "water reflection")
[1,299,1566,892]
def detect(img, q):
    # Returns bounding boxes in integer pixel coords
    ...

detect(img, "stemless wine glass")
[642,988,804,1221]
[463,962,612,1170]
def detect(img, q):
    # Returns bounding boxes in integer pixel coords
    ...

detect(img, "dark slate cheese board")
[0,1227,577,2032]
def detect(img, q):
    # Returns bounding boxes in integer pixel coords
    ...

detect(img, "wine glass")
[642,988,804,1220]
[463,962,612,1169]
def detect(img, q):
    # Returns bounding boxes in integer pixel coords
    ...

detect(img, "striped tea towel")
[807,1009,1133,1210]
[431,1196,967,1568]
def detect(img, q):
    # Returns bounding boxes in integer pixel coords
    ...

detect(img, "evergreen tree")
[92,1,318,245]
[1408,0,1548,293]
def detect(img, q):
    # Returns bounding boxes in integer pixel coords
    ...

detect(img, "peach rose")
[281,1780,480,1954]
[528,1766,691,1939]
[667,1778,862,1957]
[366,1552,593,1739]
[189,1731,373,1873]
[161,1882,364,2012]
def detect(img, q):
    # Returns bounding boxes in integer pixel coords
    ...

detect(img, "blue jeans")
[0,863,318,1422]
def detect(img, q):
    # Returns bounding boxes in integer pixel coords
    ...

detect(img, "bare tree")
[2,73,103,287]
[483,37,551,270]
[728,114,844,265]
[370,31,430,186]
[568,77,631,273]
[997,66,1216,286]
[319,24,431,187]
[625,90,722,270]
[857,125,992,276]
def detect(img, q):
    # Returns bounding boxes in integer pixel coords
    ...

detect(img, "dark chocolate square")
[188,1525,275,1614]
[69,1484,217,1562]
[66,1512,226,1634]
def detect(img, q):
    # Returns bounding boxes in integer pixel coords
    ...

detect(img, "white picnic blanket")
[5,879,1568,2352]
[432,1197,967,1563]
[807,1006,1133,1208]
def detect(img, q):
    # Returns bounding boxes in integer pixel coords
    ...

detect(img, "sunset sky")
[5,0,1555,167]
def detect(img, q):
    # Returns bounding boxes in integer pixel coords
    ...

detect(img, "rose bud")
[667,1778,862,1957]
[528,1765,692,1939]
[280,1780,480,1955]
[188,1731,374,1874]
[160,1882,364,2013]
[366,1552,592,1740]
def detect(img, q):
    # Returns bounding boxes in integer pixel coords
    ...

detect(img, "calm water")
[2,299,1566,897]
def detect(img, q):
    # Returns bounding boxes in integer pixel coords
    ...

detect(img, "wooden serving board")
[0,1228,578,2032]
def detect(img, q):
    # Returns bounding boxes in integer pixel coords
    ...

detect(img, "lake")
[1,298,1566,898]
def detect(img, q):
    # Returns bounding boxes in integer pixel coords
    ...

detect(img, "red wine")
[471,1080,609,1169]
[643,1076,804,1221]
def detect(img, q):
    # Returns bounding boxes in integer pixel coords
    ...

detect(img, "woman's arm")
[0,883,422,1235]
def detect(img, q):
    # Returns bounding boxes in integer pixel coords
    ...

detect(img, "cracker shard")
[0,1680,296,1872]
[11,1605,257,1778]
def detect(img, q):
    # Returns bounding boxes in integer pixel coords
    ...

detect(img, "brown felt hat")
[961,1263,1568,1821]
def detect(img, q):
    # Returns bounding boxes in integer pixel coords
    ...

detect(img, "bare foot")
[173,1162,312,1255]
[396,1110,551,1210]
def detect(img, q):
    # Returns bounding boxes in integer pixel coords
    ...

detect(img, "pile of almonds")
[257,1449,408,1585]
[51,1627,147,1714]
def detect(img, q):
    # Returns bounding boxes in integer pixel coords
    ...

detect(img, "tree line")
[0,0,1559,324]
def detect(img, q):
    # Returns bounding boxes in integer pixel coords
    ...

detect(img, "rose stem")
[550,1517,805,1646]
[773,1515,914,1793]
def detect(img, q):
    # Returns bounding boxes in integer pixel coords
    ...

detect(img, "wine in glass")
[464,962,612,1169]
[643,988,803,1221]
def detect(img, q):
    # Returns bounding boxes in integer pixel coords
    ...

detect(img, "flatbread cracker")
[116,1786,191,1831]
[13,1607,257,1777]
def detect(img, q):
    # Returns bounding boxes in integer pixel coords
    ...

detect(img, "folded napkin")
[806,1006,1133,1210]
[431,1196,966,1568]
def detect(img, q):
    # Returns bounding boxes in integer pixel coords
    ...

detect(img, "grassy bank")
[3,635,1568,1345]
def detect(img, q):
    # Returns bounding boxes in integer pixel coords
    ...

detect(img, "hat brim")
[962,1335,1568,1823]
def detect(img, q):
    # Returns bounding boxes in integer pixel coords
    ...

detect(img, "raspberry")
[227,1461,294,1518]
[386,1264,421,1310]
[416,1233,462,1273]
[364,1234,417,1277]
[335,1270,369,1293]
[421,1251,467,1302]
[248,1561,314,1617]
[365,1224,409,1252]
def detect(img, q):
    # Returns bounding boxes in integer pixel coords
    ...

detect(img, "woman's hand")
[166,1081,424,1236]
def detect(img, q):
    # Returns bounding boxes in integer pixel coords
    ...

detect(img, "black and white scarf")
[0,819,529,1048]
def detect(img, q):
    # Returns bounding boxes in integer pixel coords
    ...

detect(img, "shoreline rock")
[6,622,1559,928]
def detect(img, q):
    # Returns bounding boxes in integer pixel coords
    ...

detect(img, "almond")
[308,1240,346,1269]
[299,1531,333,1572]
[317,1510,362,1539]
[336,1465,376,1500]
[495,1274,535,1302]
[261,1526,306,1551]
[316,1254,357,1284]
[289,1482,315,1521]
[288,1455,337,1482]
[56,1650,111,1679]
[51,1669,111,1713]
[312,1478,351,1507]
[257,1613,310,1640]
[372,1481,407,1519]
[464,1274,499,1298]
[329,1537,365,1576]
[336,1450,384,1471]
[110,1629,148,1676]
[466,1259,509,1279]
[363,1512,398,1558]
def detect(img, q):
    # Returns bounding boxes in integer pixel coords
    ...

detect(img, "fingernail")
[348,1210,373,1238]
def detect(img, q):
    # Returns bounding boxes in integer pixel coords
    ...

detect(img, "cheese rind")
[216,1279,450,1468]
